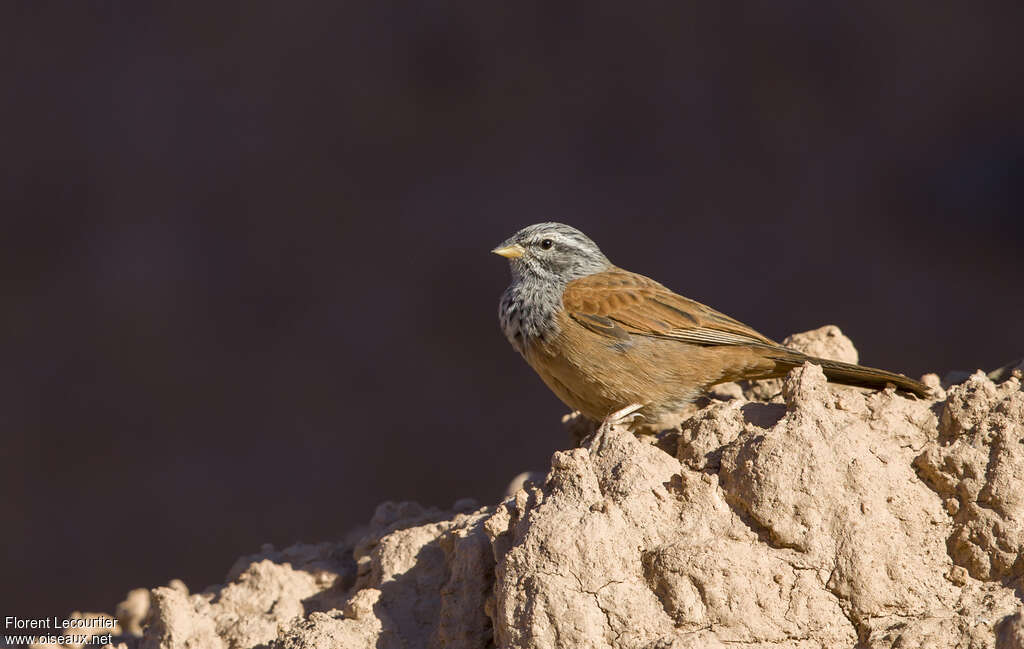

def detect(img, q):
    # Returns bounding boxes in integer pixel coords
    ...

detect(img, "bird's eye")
[540,239,554,250]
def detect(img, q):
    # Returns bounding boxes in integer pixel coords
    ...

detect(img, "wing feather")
[563,268,778,348]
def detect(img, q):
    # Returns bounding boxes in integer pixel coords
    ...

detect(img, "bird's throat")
[498,278,563,353]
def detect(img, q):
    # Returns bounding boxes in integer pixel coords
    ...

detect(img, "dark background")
[2,1,1021,618]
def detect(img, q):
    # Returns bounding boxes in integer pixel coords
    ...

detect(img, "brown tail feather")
[767,351,931,398]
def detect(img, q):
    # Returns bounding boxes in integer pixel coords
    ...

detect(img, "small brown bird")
[493,222,929,427]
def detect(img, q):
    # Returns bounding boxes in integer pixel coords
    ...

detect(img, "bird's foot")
[598,403,645,433]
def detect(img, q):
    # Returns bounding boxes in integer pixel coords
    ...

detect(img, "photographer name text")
[5,616,116,630]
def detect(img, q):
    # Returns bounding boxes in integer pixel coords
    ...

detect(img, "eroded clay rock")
[25,612,122,649]
[130,501,494,649]
[914,372,1024,583]
[93,327,1023,648]
[719,365,951,622]
[997,609,1024,649]
[483,359,1017,647]
[731,324,861,402]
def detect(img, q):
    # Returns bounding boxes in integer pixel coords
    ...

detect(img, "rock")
[997,609,1024,649]
[26,612,120,649]
[115,588,151,637]
[502,471,546,498]
[116,580,185,639]
[914,371,1024,582]
[727,323,861,403]
[80,328,1024,648]
[784,324,861,365]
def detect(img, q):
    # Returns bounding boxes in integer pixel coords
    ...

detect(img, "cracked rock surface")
[95,327,1022,649]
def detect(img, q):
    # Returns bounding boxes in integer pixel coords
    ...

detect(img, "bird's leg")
[598,403,645,432]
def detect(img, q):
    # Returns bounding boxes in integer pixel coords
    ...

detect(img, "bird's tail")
[765,350,931,398]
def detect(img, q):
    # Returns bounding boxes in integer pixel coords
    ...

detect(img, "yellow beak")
[491,244,525,259]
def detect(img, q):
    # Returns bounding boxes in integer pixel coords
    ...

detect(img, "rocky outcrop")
[88,327,1024,648]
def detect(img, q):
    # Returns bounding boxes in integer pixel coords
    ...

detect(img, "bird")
[492,222,930,429]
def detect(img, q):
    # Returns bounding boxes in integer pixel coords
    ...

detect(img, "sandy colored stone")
[720,365,950,618]
[139,588,224,649]
[114,580,186,640]
[915,372,1024,582]
[676,398,767,471]
[717,323,862,404]
[784,324,861,365]
[116,588,151,636]
[26,612,120,649]
[997,609,1024,649]
[72,327,1024,648]
[125,501,493,649]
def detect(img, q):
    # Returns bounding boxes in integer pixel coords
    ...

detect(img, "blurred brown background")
[2,1,1021,618]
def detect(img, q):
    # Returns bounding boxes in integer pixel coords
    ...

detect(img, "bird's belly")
[522,331,701,421]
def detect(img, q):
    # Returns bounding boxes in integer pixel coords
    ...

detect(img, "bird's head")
[492,222,611,284]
